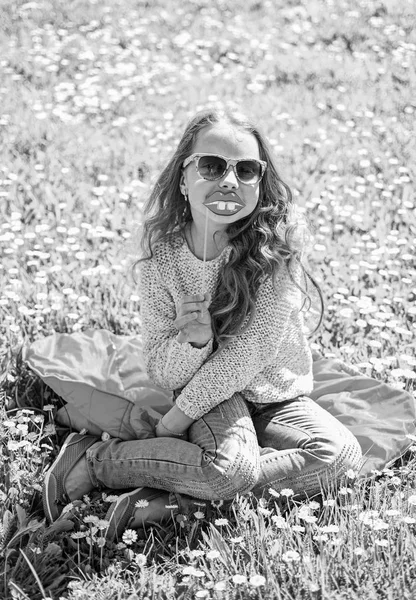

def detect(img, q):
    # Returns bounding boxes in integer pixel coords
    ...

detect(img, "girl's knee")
[206,449,261,500]
[305,425,362,472]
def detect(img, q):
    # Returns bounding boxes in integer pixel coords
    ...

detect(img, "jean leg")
[86,393,260,501]
[251,396,363,499]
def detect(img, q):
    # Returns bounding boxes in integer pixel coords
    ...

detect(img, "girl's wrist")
[156,419,186,437]
[163,404,195,431]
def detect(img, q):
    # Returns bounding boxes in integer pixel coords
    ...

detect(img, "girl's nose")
[219,166,239,189]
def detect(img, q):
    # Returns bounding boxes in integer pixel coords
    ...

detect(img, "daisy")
[249,574,266,587]
[122,529,138,545]
[280,488,294,498]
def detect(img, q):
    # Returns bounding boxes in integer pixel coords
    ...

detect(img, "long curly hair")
[138,107,323,353]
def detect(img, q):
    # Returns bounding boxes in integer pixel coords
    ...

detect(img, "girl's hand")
[155,405,195,439]
[174,292,213,347]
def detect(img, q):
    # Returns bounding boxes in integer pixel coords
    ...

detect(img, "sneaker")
[104,487,166,542]
[43,432,98,523]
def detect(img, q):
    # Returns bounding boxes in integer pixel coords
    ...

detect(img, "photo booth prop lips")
[203,191,244,216]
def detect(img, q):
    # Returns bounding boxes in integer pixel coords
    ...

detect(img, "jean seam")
[255,418,315,442]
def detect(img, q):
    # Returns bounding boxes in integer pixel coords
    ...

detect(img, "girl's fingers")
[174,312,199,330]
[177,301,209,316]
[180,294,206,304]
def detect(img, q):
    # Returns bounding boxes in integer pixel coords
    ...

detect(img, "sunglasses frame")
[182,153,267,184]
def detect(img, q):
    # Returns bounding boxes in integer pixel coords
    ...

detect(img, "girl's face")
[181,124,262,231]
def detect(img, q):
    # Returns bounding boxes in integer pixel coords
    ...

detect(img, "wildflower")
[258,506,272,516]
[122,529,138,545]
[385,509,401,517]
[402,516,416,524]
[301,514,318,524]
[346,469,357,480]
[372,519,389,531]
[102,493,119,503]
[95,538,106,548]
[214,518,229,526]
[280,488,294,498]
[292,525,305,533]
[43,404,54,411]
[116,542,126,550]
[193,511,205,519]
[135,499,149,509]
[182,566,205,577]
[375,539,389,547]
[343,503,360,512]
[407,495,416,506]
[134,553,147,567]
[249,574,266,587]
[320,525,339,534]
[282,550,301,563]
[298,506,316,522]
[271,515,288,529]
[195,591,209,598]
[314,534,329,543]
[230,536,244,543]
[165,504,179,509]
[83,515,99,525]
[188,549,205,558]
[339,487,353,495]
[232,574,247,584]
[214,581,227,590]
[71,532,87,539]
[61,502,74,516]
[353,548,366,556]
[193,501,206,507]
[389,476,401,486]
[206,550,221,560]
[96,519,109,530]
[323,499,336,507]
[268,488,280,498]
[308,501,321,511]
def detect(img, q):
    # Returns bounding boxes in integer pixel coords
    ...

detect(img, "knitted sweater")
[138,231,313,420]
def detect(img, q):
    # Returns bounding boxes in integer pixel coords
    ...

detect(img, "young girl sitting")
[42,107,363,540]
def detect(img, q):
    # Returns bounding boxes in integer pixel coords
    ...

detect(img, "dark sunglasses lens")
[236,160,261,183]
[198,156,227,180]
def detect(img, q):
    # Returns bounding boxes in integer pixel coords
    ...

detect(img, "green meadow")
[0,0,415,598]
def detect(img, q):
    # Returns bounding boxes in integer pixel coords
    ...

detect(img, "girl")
[43,108,362,540]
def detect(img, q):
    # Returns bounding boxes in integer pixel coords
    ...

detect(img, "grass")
[0,0,415,597]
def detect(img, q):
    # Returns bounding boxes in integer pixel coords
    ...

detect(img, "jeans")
[85,393,363,504]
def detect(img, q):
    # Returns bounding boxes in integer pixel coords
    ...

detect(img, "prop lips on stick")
[202,206,209,292]
[201,190,244,291]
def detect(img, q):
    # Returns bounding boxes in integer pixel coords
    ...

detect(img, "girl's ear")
[179,171,187,195]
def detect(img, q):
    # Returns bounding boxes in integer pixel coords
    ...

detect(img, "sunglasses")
[182,153,267,184]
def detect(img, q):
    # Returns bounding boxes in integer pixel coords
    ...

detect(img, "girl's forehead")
[193,124,260,158]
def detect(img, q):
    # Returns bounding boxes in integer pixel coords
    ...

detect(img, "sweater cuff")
[176,336,213,358]
[175,391,206,420]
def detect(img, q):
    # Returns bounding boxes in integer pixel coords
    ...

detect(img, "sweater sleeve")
[175,268,305,419]
[138,257,213,390]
